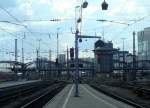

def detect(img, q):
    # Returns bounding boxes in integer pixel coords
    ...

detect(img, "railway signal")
[70,47,74,60]
[55,58,58,65]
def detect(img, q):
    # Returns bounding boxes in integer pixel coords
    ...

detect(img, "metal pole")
[80,1,83,35]
[49,50,52,61]
[121,38,126,81]
[74,3,89,97]
[49,50,51,78]
[57,32,58,58]
[14,38,18,80]
[36,49,38,68]
[67,47,69,80]
[57,28,59,58]
[133,31,136,80]
[15,39,18,62]
[36,49,40,79]
[22,33,25,64]
[38,39,41,58]
[74,6,80,97]
[56,28,59,79]
[22,39,24,63]
[22,33,26,79]
[75,31,79,97]
[38,39,41,79]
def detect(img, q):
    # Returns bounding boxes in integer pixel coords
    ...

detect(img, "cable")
[0,20,26,27]
[112,11,150,40]
[0,26,17,37]
[0,5,50,50]
[0,6,20,22]
[0,26,38,49]
[129,13,150,26]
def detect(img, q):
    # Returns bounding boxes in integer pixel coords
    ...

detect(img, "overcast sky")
[0,0,150,62]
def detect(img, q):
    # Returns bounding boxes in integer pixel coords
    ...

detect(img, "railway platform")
[44,84,135,108]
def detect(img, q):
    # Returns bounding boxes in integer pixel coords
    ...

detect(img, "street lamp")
[82,0,88,8]
[74,1,88,97]
[101,0,108,10]
[77,18,82,23]
[76,1,88,38]
[79,38,82,42]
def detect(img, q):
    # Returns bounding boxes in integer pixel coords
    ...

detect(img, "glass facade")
[138,30,149,60]
[138,41,148,55]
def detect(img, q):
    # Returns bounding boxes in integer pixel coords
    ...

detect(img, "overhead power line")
[0,26,17,37]
[0,6,20,22]
[0,26,37,49]
[24,19,61,22]
[96,19,130,26]
[0,20,27,27]
[0,5,50,49]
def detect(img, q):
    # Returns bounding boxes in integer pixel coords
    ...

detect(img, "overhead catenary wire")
[0,26,50,60]
[112,12,150,40]
[1,0,150,52]
[0,5,51,50]
[0,20,27,27]
[0,5,21,22]
[0,26,38,49]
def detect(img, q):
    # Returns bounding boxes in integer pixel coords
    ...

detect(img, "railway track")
[94,80,150,99]
[90,84,145,108]
[134,88,150,99]
[0,80,66,108]
[21,83,65,108]
[118,83,150,99]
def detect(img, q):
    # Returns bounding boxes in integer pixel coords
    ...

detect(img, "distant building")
[79,57,95,70]
[113,51,130,69]
[93,40,117,73]
[138,27,150,60]
[81,57,94,63]
[58,54,66,64]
